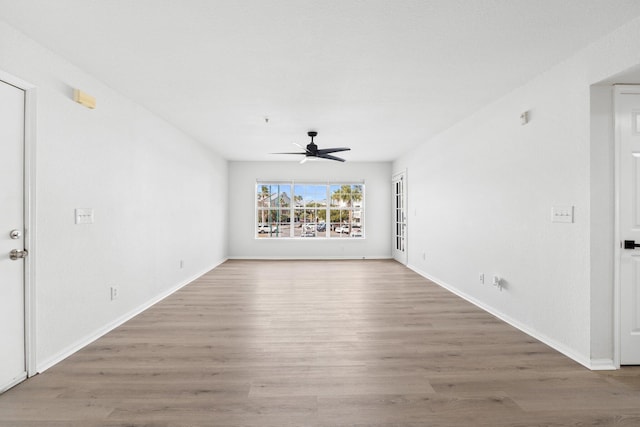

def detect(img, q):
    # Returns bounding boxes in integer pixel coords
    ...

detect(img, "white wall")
[0,21,228,371]
[228,161,391,259]
[394,16,640,368]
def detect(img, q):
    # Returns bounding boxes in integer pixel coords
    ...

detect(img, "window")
[256,182,364,239]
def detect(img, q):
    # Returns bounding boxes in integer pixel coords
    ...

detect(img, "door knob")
[9,249,28,260]
[624,240,640,249]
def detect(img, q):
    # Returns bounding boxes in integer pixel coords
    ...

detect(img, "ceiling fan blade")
[317,153,346,162]
[300,156,320,164]
[317,147,351,155]
[293,142,312,154]
[271,152,307,155]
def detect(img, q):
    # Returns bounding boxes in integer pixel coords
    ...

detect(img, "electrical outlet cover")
[75,208,94,224]
[551,205,573,223]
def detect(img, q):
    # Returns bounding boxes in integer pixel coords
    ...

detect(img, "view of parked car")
[301,223,316,237]
[257,224,277,233]
[334,225,350,234]
[258,221,362,238]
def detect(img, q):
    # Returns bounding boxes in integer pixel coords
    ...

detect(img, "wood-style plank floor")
[2,259,640,426]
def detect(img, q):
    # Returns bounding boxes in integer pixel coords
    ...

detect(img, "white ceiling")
[2,0,640,162]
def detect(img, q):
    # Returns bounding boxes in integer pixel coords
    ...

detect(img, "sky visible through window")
[294,185,326,203]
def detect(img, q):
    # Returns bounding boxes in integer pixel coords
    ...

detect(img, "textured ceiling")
[2,0,640,161]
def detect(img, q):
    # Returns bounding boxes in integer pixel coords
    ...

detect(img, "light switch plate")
[75,208,94,224]
[551,205,573,223]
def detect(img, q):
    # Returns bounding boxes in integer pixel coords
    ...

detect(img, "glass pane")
[332,184,357,207]
[330,209,347,237]
[351,221,363,238]
[274,184,291,208]
[278,188,291,207]
[295,185,327,207]
[293,184,304,207]
[257,185,271,208]
[277,215,291,237]
[257,210,277,237]
[316,208,327,223]
[256,207,290,238]
[257,210,268,236]
[300,222,317,238]
[279,210,290,224]
[351,184,363,201]
[257,184,292,209]
[330,184,343,207]
[316,220,327,236]
[352,207,363,228]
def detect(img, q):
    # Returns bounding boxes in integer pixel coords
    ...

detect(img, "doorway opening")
[614,84,640,366]
[392,171,407,265]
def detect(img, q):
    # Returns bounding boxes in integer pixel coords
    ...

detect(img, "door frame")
[612,84,640,368]
[392,170,407,265]
[614,84,624,369]
[0,69,37,378]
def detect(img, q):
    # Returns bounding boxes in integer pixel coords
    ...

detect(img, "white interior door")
[0,79,27,392]
[392,172,407,265]
[617,85,640,365]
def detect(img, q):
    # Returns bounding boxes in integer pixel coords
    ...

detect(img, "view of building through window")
[256,182,364,238]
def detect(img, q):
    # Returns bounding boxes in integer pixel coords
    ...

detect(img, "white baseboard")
[36,258,227,373]
[589,359,616,370]
[1,373,27,394]
[407,264,595,371]
[227,255,392,260]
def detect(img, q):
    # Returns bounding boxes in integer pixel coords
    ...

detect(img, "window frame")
[255,181,365,240]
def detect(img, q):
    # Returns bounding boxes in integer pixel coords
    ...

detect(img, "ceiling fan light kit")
[273,131,351,163]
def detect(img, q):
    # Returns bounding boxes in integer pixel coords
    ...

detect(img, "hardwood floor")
[2,259,640,426]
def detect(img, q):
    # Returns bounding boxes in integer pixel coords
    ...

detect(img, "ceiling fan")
[274,131,350,163]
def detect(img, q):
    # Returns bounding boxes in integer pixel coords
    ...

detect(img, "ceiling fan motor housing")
[306,131,318,154]
[306,143,318,154]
